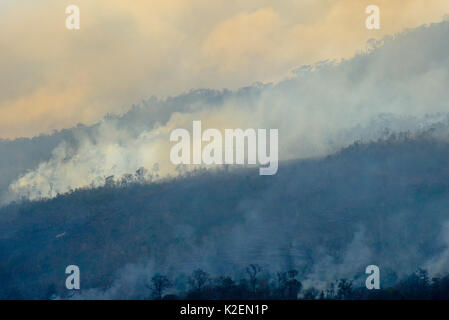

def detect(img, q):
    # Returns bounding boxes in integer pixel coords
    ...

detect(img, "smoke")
[68,261,157,300]
[300,227,373,290]
[3,121,170,202]
[425,222,449,276]
[3,21,449,205]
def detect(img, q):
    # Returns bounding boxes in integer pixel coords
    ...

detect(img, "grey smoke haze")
[2,21,449,299]
[3,131,449,299]
[2,21,449,204]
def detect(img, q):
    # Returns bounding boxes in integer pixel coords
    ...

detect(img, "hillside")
[2,135,449,298]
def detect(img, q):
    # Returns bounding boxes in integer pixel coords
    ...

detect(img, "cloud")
[1,0,449,138]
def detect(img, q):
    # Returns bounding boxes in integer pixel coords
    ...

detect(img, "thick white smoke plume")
[3,21,449,203]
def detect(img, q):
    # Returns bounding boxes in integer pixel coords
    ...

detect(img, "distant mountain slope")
[3,20,449,204]
[0,88,255,203]
[2,135,449,298]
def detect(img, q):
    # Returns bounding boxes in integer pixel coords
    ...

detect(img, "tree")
[188,269,210,292]
[398,268,431,299]
[148,274,172,300]
[120,174,134,187]
[246,264,262,294]
[276,270,302,299]
[337,279,353,300]
[105,175,115,187]
[285,270,302,299]
[135,167,148,183]
[325,282,336,299]
[303,287,319,299]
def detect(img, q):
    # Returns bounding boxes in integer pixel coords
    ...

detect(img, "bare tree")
[246,264,262,294]
[188,269,210,292]
[148,274,172,300]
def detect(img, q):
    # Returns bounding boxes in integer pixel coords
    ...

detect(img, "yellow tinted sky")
[1,0,448,138]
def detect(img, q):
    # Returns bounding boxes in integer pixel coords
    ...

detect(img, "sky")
[1,0,449,139]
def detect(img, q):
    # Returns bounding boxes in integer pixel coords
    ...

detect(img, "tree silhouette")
[303,287,319,300]
[188,269,210,292]
[337,279,353,300]
[148,274,172,300]
[246,264,262,294]
[285,270,302,299]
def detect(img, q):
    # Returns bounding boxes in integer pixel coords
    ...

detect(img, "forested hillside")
[2,134,449,299]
